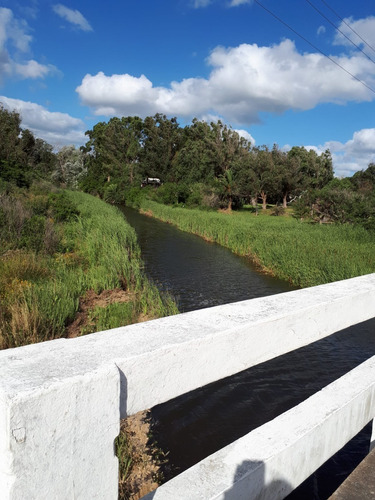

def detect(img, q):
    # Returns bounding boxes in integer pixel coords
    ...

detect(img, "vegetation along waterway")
[121,204,375,500]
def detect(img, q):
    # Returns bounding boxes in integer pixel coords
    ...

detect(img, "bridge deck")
[329,448,375,499]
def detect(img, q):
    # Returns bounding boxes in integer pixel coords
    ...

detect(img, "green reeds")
[0,191,177,349]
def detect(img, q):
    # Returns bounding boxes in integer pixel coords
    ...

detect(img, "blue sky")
[1,0,375,177]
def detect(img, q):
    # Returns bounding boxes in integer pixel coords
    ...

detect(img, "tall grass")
[138,200,375,287]
[0,191,177,349]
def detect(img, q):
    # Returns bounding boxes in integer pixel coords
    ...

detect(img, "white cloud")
[317,25,326,36]
[235,129,255,145]
[333,16,375,54]
[0,96,86,147]
[302,128,375,178]
[76,39,375,125]
[228,0,252,6]
[53,4,93,32]
[0,8,32,52]
[14,60,56,79]
[0,8,56,81]
[283,129,375,177]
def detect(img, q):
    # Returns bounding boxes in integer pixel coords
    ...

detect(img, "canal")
[122,206,375,499]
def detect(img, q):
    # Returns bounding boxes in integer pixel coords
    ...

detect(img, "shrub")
[27,195,49,216]
[124,186,145,208]
[20,215,46,252]
[270,205,286,216]
[0,194,31,244]
[49,193,79,222]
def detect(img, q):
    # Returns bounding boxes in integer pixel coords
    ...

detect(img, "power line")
[305,0,375,66]
[252,0,375,96]
[319,0,375,55]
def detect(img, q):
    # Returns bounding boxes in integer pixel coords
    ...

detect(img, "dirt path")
[65,288,134,338]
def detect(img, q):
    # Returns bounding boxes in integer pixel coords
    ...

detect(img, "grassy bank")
[0,190,177,349]
[137,199,375,287]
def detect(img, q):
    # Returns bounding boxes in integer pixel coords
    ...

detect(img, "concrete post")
[0,364,120,500]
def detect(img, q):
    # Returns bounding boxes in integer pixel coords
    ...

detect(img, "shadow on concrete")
[223,460,292,500]
[142,459,292,499]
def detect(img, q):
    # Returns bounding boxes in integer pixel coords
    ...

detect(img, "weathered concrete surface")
[0,273,374,499]
[144,355,375,500]
[0,364,120,499]
[329,447,375,500]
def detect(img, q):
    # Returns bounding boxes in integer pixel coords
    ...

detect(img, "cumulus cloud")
[235,129,255,145]
[328,128,375,177]
[333,16,375,54]
[52,4,93,32]
[295,129,375,178]
[0,96,86,146]
[317,25,326,36]
[0,8,56,82]
[76,39,375,125]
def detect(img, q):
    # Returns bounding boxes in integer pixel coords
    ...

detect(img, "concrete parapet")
[144,355,375,499]
[0,273,374,498]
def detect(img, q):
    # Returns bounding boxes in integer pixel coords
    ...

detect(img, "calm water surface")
[121,206,375,499]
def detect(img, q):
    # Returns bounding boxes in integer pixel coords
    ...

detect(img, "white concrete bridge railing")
[0,274,375,499]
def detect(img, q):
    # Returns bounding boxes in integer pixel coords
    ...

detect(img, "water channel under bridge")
[122,206,375,499]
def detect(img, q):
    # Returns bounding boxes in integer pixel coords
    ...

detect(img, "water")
[121,206,375,499]
[121,206,293,312]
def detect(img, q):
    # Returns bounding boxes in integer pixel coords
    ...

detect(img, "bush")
[124,186,145,208]
[20,215,46,252]
[0,194,31,244]
[27,195,49,216]
[270,205,286,216]
[49,193,79,222]
[0,160,31,188]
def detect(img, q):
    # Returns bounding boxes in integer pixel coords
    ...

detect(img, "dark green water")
[121,206,375,499]
[121,206,294,311]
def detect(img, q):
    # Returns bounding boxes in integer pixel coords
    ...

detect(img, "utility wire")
[252,0,375,96]
[319,0,375,55]
[305,0,375,66]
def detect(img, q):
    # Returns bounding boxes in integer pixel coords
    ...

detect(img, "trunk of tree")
[250,196,257,207]
[227,196,232,211]
[282,193,287,208]
[260,191,267,210]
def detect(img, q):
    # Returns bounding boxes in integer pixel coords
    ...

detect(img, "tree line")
[79,113,334,211]
[0,105,374,228]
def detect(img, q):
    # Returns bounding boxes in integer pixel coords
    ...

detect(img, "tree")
[0,104,22,164]
[252,146,278,210]
[173,120,216,183]
[219,169,237,211]
[141,114,182,181]
[82,116,144,194]
[53,145,87,188]
[351,163,375,194]
[0,105,56,187]
[287,146,333,190]
[276,150,303,208]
